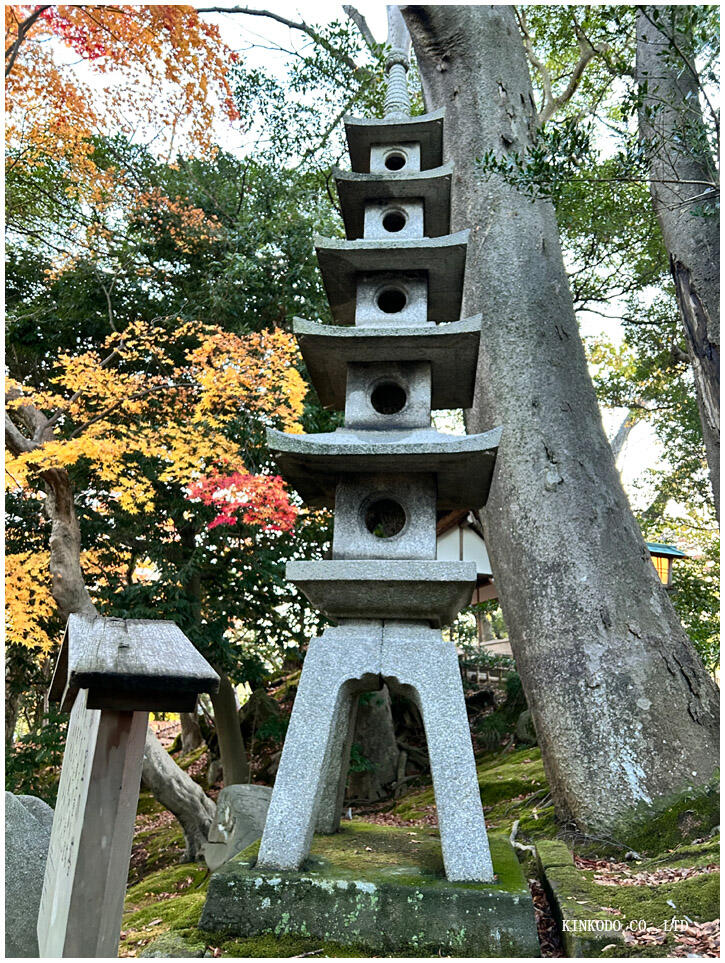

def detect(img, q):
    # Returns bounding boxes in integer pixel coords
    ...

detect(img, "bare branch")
[343,5,378,52]
[196,6,362,72]
[538,14,611,126]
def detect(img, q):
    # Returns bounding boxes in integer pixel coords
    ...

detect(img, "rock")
[465,688,496,711]
[238,688,282,742]
[515,708,537,745]
[140,930,206,957]
[5,791,54,958]
[203,784,272,872]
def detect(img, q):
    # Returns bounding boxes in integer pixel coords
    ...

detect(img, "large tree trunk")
[210,673,250,786]
[141,727,216,861]
[403,5,719,837]
[348,687,400,802]
[636,6,720,519]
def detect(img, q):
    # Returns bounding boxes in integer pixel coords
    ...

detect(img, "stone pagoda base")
[199,822,540,958]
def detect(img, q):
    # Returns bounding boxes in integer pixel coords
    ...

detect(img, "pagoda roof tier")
[293,316,482,410]
[266,426,501,510]
[315,232,468,323]
[344,108,445,173]
[333,163,452,239]
[287,559,476,627]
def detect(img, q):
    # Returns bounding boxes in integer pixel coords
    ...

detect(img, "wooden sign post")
[37,615,219,958]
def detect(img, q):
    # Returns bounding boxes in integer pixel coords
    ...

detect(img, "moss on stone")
[234,821,527,894]
[202,933,372,958]
[538,836,720,958]
[199,821,539,956]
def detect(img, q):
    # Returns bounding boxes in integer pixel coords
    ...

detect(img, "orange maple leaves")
[6,5,239,199]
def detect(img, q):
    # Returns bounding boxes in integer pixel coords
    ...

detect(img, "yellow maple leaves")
[7,319,308,519]
[5,550,57,652]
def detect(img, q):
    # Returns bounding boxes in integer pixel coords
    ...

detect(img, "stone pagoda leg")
[382,621,494,882]
[315,693,359,834]
[257,622,382,870]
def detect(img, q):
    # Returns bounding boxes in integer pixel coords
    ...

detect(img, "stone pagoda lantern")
[258,10,501,884]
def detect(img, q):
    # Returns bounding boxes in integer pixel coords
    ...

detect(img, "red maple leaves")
[187,471,297,533]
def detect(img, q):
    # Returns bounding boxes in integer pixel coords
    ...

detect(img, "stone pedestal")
[200,823,540,958]
[256,622,493,882]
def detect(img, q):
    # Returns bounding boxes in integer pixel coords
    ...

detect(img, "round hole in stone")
[371,380,407,415]
[364,498,406,538]
[376,286,407,313]
[384,151,406,171]
[382,209,407,233]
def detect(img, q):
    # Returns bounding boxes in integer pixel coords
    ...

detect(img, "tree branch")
[196,6,362,72]
[342,5,378,52]
[5,412,36,456]
[5,6,51,77]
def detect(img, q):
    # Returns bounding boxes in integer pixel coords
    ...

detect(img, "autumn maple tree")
[6,4,238,192]
[6,318,306,643]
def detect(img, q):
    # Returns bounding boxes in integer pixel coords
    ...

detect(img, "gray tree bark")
[209,673,250,786]
[403,5,719,837]
[636,6,720,519]
[141,726,216,861]
[348,686,400,802]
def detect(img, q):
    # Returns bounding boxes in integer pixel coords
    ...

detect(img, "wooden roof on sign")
[49,614,220,713]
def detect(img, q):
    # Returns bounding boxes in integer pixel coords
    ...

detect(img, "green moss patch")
[609,774,720,855]
[129,817,185,884]
[236,821,527,894]
[537,837,720,958]
[393,747,547,824]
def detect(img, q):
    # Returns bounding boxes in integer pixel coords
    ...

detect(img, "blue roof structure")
[646,541,687,558]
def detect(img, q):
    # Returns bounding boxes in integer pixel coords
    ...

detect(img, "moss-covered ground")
[121,738,719,957]
[537,835,720,957]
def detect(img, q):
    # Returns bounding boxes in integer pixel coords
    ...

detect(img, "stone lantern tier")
[334,162,452,239]
[285,559,477,627]
[315,232,468,323]
[292,315,482,410]
[266,426,501,508]
[344,108,445,173]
